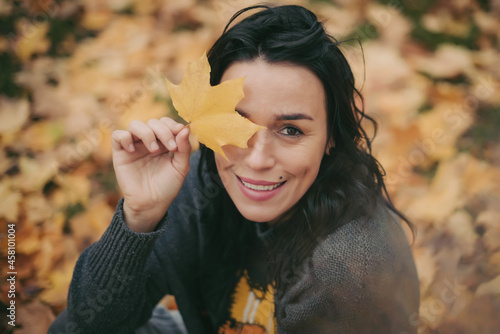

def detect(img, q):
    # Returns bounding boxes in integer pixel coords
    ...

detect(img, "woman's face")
[215,59,329,224]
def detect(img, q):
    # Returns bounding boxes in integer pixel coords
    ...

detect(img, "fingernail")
[150,142,159,151]
[168,139,177,150]
[129,144,135,152]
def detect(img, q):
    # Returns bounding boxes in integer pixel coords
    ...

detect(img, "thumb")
[172,127,191,176]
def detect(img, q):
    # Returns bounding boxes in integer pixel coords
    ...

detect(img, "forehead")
[221,59,326,120]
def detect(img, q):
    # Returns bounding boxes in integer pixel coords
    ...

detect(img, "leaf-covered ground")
[0,0,499,333]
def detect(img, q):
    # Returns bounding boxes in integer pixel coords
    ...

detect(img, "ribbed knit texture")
[89,199,168,285]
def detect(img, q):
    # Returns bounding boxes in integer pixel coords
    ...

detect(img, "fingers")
[171,127,191,176]
[125,119,179,152]
[147,119,177,151]
[126,120,162,152]
[113,118,189,154]
[159,117,185,134]
[112,130,135,152]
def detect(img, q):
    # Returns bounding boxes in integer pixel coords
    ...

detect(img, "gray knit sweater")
[49,151,419,334]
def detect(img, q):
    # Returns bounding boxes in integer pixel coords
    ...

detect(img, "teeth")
[241,179,283,191]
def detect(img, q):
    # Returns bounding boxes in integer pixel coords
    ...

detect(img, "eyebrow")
[236,110,313,121]
[275,113,313,121]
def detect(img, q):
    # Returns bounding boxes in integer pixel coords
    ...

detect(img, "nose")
[244,129,275,170]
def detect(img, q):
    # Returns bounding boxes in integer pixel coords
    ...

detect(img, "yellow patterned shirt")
[219,271,276,334]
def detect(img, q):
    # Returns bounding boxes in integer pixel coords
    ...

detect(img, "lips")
[240,179,283,191]
[236,175,286,201]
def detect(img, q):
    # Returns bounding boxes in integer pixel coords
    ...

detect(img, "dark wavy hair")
[197,4,413,319]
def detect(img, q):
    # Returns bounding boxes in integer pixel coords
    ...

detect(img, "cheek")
[220,145,244,163]
[214,153,231,179]
[288,155,325,191]
[214,150,240,187]
[282,143,325,171]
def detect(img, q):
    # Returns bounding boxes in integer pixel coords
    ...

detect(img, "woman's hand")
[111,117,191,232]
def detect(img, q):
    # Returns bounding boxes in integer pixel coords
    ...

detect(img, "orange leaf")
[39,259,77,306]
[166,53,265,159]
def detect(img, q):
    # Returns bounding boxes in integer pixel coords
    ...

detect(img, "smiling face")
[214,59,330,224]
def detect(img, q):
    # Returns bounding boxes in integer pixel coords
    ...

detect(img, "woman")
[50,5,419,334]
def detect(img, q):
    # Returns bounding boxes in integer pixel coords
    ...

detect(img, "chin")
[237,207,280,224]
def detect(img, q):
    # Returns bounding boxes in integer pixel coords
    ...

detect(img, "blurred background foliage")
[0,0,499,333]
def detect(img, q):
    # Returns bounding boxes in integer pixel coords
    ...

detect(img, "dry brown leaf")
[476,275,500,296]
[211,0,272,23]
[92,130,114,164]
[70,199,113,250]
[0,0,12,16]
[314,4,358,38]
[166,53,265,159]
[406,155,467,223]
[437,295,500,334]
[117,96,168,129]
[413,247,438,294]
[21,121,64,152]
[16,300,55,334]
[372,75,428,127]
[368,3,412,46]
[418,253,468,331]
[476,210,500,253]
[468,72,499,106]
[17,224,41,255]
[373,123,421,179]
[364,42,412,90]
[0,180,22,222]
[12,253,34,280]
[16,156,59,193]
[433,246,465,294]
[62,96,104,136]
[429,81,468,104]
[421,12,472,37]
[461,158,500,198]
[413,44,473,79]
[132,0,159,15]
[474,10,500,35]
[24,193,54,224]
[81,9,113,30]
[38,259,77,306]
[15,20,50,62]
[0,97,30,134]
[166,30,219,72]
[416,102,474,162]
[447,289,474,320]
[0,36,8,52]
[443,210,477,258]
[486,252,500,278]
[0,149,11,174]
[51,174,92,207]
[34,237,65,280]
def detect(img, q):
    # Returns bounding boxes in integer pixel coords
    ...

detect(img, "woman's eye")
[279,126,302,137]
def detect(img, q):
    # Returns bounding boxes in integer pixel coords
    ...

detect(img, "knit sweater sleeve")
[48,199,170,334]
[275,207,420,334]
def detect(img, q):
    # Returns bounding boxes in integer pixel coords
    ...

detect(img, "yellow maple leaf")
[165,53,265,159]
